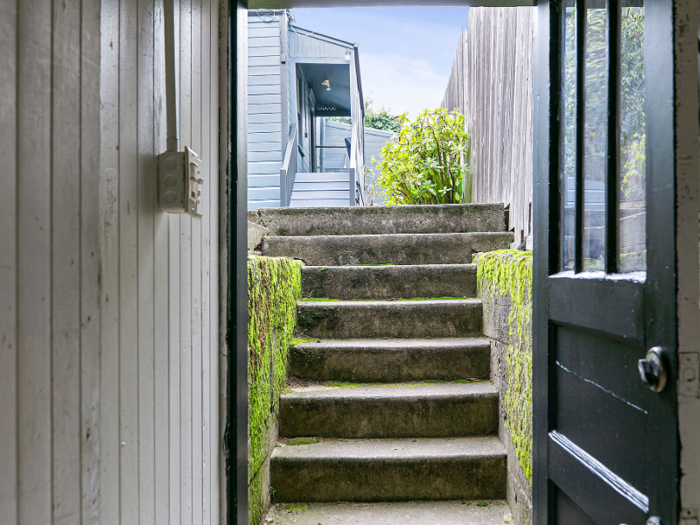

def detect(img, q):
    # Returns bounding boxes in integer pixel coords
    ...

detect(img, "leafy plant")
[375,108,470,205]
[332,98,401,132]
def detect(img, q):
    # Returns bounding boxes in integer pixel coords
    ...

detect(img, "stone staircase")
[250,204,514,523]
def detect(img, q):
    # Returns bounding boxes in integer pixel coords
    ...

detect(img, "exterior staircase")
[252,204,514,523]
[290,172,350,208]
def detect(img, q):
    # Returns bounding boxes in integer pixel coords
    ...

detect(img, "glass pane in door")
[561,1,577,271]
[583,1,608,271]
[619,3,646,272]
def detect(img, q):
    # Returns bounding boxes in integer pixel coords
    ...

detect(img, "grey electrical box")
[158,147,203,216]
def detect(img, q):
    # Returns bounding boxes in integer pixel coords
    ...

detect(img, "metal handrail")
[280,122,297,207]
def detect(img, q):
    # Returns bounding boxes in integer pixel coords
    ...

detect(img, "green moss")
[287,437,322,446]
[291,337,317,345]
[247,256,303,523]
[326,381,363,388]
[284,504,309,513]
[476,250,533,484]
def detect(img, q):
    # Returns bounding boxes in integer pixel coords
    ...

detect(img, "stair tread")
[293,336,490,349]
[298,298,481,307]
[272,436,505,460]
[266,501,510,525]
[268,231,510,240]
[283,381,497,400]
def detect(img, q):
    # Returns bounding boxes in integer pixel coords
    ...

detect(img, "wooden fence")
[442,7,535,246]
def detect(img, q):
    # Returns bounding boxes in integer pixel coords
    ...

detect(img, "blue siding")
[247,13,284,210]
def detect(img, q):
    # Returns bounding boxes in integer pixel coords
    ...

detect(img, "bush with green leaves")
[375,108,470,205]
[332,97,401,132]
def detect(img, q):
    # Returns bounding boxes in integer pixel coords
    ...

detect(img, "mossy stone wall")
[476,250,532,524]
[247,256,302,525]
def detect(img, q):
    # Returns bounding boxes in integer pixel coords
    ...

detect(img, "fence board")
[442,7,534,245]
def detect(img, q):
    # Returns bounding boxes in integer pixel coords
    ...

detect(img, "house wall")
[0,0,223,523]
[248,11,284,209]
[442,7,534,247]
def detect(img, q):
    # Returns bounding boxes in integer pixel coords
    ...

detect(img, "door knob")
[638,347,668,393]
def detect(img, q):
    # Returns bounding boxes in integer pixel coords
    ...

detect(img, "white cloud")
[360,53,450,118]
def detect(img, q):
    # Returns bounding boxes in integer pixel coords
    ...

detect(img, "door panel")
[534,1,678,523]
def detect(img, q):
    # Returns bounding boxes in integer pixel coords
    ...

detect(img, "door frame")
[224,1,699,524]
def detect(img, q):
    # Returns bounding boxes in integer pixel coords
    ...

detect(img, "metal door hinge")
[679,353,699,397]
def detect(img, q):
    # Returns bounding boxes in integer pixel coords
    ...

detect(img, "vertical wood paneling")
[137,0,156,523]
[0,1,18,522]
[169,4,182,524]
[80,1,103,522]
[17,0,53,522]
[3,2,222,522]
[200,1,212,521]
[153,2,171,523]
[191,2,205,521]
[118,0,141,521]
[210,5,221,523]
[99,0,121,521]
[52,1,83,522]
[179,1,194,523]
[442,7,534,244]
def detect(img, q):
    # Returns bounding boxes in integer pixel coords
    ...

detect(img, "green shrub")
[375,108,470,205]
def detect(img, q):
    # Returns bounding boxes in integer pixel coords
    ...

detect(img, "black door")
[533,1,678,524]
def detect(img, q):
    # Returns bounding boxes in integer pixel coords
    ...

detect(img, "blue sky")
[292,7,470,118]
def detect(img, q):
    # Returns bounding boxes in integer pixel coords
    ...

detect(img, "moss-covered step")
[302,263,478,300]
[296,299,483,339]
[279,382,498,439]
[270,436,506,502]
[262,232,514,266]
[248,203,507,237]
[290,337,491,382]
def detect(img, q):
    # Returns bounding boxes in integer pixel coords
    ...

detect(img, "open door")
[533,1,679,523]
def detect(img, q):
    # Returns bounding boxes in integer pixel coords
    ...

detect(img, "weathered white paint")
[0,0,222,522]
[442,7,534,246]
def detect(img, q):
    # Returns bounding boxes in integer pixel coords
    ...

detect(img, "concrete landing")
[265,501,513,525]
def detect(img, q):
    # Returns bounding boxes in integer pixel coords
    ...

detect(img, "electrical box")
[158,147,203,217]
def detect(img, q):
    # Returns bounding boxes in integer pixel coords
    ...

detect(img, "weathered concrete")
[296,299,483,339]
[249,203,507,236]
[263,232,514,266]
[290,337,491,382]
[266,501,512,525]
[270,436,507,502]
[248,220,269,250]
[280,382,499,439]
[302,264,477,300]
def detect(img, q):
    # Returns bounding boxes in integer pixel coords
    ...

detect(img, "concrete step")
[297,299,483,339]
[266,501,511,525]
[249,203,507,236]
[263,232,513,266]
[290,337,491,383]
[270,436,507,502]
[279,382,498,439]
[302,264,477,300]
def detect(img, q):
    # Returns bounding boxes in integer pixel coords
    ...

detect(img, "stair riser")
[290,345,491,382]
[297,302,483,339]
[302,265,477,300]
[264,233,513,266]
[271,455,506,502]
[279,393,499,439]
[250,203,507,236]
